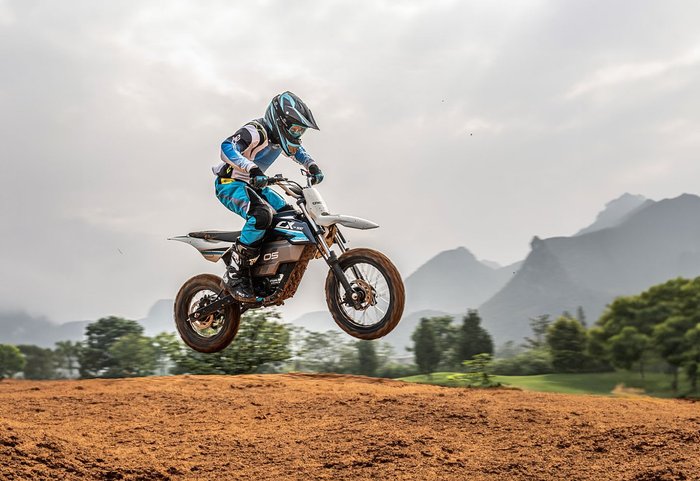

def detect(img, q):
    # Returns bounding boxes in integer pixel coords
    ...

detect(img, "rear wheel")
[325,248,405,340]
[174,274,241,353]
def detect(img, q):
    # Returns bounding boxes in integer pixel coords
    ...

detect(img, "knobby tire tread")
[324,248,405,340]
[174,273,241,353]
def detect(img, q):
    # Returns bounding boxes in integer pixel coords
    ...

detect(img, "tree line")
[1,276,698,395]
[0,311,410,380]
[409,277,700,395]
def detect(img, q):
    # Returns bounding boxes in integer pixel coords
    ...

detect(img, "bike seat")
[188,230,241,242]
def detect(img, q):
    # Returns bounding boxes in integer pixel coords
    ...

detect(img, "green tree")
[576,306,587,327]
[152,332,180,376]
[0,344,25,379]
[108,333,157,377]
[79,316,144,378]
[608,326,650,378]
[684,323,700,393]
[411,318,440,376]
[452,310,493,366]
[653,315,696,391]
[425,316,458,369]
[594,277,700,391]
[546,316,588,373]
[224,312,291,373]
[491,349,553,376]
[448,353,500,387]
[296,330,355,373]
[54,340,80,378]
[523,315,551,350]
[586,326,608,360]
[494,341,522,360]
[17,345,56,380]
[356,340,378,377]
[170,311,292,375]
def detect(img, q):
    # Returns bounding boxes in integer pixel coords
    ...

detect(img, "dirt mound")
[0,374,698,480]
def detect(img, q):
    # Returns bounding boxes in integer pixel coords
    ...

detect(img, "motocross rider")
[212,91,323,302]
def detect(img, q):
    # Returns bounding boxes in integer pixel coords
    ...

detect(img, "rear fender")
[169,235,232,263]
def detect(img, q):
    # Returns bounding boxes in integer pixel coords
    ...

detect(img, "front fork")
[299,203,363,306]
[317,232,357,303]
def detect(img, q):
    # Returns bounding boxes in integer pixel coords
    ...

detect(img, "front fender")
[314,214,378,230]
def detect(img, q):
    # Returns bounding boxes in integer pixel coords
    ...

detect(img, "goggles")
[288,124,306,139]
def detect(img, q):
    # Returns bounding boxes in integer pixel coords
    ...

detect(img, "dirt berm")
[0,374,698,480]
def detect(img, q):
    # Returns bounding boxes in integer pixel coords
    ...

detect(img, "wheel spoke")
[332,259,394,329]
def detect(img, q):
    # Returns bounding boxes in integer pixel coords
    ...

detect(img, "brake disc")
[192,315,215,330]
[350,279,374,310]
[190,298,216,330]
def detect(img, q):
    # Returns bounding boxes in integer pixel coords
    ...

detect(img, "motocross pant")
[214,178,290,246]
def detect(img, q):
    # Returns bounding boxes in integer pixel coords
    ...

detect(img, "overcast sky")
[2,0,700,323]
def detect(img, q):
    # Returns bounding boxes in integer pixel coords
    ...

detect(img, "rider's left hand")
[308,163,324,185]
[249,167,268,189]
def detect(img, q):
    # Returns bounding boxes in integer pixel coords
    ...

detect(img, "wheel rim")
[187,289,226,338]
[336,261,391,329]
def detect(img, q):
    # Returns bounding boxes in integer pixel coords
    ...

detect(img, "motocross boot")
[227,241,261,303]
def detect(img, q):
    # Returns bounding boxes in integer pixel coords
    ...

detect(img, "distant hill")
[575,193,651,236]
[403,247,516,314]
[480,194,700,342]
[0,311,88,347]
[285,310,337,333]
[477,238,607,342]
[139,299,175,336]
[0,300,176,348]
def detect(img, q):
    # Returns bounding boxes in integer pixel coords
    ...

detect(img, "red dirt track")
[0,374,698,480]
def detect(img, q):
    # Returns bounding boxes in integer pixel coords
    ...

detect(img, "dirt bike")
[170,172,405,353]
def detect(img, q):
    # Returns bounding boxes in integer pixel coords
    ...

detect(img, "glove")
[308,163,324,185]
[249,167,268,189]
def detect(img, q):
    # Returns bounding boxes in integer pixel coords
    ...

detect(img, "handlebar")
[265,174,306,197]
[267,168,313,187]
[266,174,288,185]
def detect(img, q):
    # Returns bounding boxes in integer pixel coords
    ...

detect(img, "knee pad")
[249,204,274,230]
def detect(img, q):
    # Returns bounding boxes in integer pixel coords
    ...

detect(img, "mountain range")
[3,193,700,351]
[0,300,175,348]
[298,192,700,350]
[480,193,700,341]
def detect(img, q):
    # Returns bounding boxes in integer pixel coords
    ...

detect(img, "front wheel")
[174,274,241,353]
[325,248,405,340]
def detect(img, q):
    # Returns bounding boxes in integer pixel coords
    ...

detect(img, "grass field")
[398,371,693,397]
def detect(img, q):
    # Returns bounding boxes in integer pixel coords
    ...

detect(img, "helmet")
[264,91,319,156]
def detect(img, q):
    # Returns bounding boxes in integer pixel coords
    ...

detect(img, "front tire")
[174,274,241,353]
[325,248,405,340]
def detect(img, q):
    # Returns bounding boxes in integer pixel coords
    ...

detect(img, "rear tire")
[325,248,405,340]
[174,274,241,353]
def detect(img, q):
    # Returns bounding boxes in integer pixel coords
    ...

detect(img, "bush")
[491,349,554,375]
[448,353,500,387]
[377,363,418,379]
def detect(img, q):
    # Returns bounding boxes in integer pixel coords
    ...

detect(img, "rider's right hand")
[249,167,268,189]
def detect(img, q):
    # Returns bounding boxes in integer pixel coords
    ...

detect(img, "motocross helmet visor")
[288,124,307,139]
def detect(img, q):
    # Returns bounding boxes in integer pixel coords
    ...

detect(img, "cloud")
[566,44,700,99]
